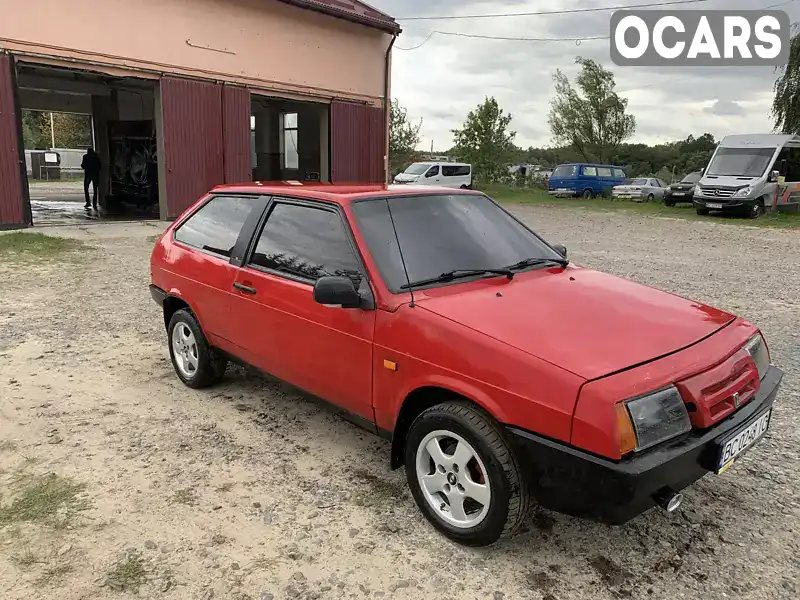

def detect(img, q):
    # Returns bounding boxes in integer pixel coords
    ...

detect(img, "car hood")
[699,175,760,188]
[416,267,735,380]
[394,173,420,182]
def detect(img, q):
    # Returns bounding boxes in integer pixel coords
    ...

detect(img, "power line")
[395,30,608,50]
[397,0,712,21]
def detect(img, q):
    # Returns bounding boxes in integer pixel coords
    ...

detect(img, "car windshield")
[403,163,431,175]
[551,165,577,178]
[351,194,564,292]
[681,171,702,183]
[706,147,775,177]
[623,178,648,185]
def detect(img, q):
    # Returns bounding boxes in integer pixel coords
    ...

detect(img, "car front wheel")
[168,309,227,389]
[404,401,530,546]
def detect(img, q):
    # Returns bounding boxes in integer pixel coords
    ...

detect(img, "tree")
[20,109,91,150]
[548,57,636,163]
[773,27,800,133]
[389,99,421,176]
[451,97,516,183]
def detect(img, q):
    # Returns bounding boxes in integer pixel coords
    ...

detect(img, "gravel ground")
[0,207,798,600]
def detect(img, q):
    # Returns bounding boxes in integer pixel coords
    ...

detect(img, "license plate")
[706,203,723,209]
[716,409,771,473]
[673,192,684,196]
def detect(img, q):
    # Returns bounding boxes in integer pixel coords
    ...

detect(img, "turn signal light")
[616,403,637,456]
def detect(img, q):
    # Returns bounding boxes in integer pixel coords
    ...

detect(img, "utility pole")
[430,139,433,154]
[49,112,55,149]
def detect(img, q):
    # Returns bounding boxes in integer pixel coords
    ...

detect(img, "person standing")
[81,148,102,211]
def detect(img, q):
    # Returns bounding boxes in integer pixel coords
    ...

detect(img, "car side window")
[597,167,612,177]
[249,202,362,285]
[426,166,440,177]
[442,165,457,176]
[613,168,626,178]
[583,166,597,176]
[174,195,258,258]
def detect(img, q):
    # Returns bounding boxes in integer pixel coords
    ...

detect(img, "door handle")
[233,282,257,295]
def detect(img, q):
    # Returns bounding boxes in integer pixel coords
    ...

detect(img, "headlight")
[733,186,753,198]
[744,334,770,380]
[695,186,704,196]
[622,386,691,453]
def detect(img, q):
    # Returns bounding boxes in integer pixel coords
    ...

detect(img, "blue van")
[548,163,627,198]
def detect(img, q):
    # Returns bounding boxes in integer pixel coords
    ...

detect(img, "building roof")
[211,182,478,204]
[276,0,401,34]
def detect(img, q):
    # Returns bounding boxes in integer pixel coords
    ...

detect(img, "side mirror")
[768,170,780,183]
[313,276,362,309]
[553,244,567,258]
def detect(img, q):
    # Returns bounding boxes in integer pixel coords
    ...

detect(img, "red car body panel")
[150,183,770,466]
[410,265,736,380]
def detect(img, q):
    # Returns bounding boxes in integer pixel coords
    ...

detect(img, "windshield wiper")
[400,268,513,290]
[505,256,569,270]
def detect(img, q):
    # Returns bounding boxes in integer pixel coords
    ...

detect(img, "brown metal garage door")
[330,101,384,184]
[222,84,252,185]
[0,54,30,229]
[160,77,225,219]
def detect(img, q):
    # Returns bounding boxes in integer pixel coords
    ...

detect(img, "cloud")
[705,99,747,116]
[371,0,795,149]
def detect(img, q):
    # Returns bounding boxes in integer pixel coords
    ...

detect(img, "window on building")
[282,112,299,170]
[174,196,258,258]
[249,203,362,284]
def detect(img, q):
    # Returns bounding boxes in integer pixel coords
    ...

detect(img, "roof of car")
[210,182,480,205]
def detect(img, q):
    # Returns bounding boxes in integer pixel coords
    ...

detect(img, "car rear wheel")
[647,193,655,202]
[168,309,227,389]
[664,198,675,207]
[582,189,593,199]
[404,401,530,546]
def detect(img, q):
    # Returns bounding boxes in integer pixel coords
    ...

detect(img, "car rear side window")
[597,167,612,177]
[174,195,257,258]
[249,202,362,284]
[613,168,626,178]
[583,166,598,176]
[442,165,471,176]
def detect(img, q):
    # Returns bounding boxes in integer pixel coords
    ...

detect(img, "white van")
[393,162,472,189]
[695,134,800,218]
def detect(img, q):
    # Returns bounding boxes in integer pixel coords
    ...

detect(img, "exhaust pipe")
[653,488,684,513]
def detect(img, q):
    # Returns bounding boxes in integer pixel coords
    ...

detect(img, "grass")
[0,473,89,528]
[0,232,85,262]
[171,488,198,506]
[482,184,800,229]
[104,552,147,592]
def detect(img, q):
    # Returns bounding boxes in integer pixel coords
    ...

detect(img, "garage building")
[0,0,400,229]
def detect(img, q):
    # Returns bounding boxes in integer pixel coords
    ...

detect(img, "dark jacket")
[81,152,102,178]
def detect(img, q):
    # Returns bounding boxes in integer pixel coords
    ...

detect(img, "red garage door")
[330,101,384,184]
[161,77,225,219]
[0,54,29,229]
[222,84,252,185]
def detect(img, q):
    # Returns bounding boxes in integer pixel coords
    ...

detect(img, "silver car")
[612,178,668,202]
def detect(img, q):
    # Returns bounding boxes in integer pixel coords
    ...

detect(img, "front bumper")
[694,196,756,211]
[507,365,783,524]
[665,191,693,202]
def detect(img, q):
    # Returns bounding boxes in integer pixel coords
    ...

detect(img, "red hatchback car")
[150,183,782,546]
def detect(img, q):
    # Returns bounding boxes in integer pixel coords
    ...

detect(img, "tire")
[167,309,227,389]
[460,184,468,189]
[664,199,675,207]
[404,401,530,547]
[647,193,655,202]
[582,189,593,199]
[696,208,709,216]
[747,200,764,219]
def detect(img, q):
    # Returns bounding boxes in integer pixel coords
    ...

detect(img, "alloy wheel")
[171,322,199,379]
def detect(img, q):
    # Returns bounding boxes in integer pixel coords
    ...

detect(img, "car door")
[228,198,376,421]
[423,165,442,185]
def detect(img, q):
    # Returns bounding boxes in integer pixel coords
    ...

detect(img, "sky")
[367,0,799,151]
